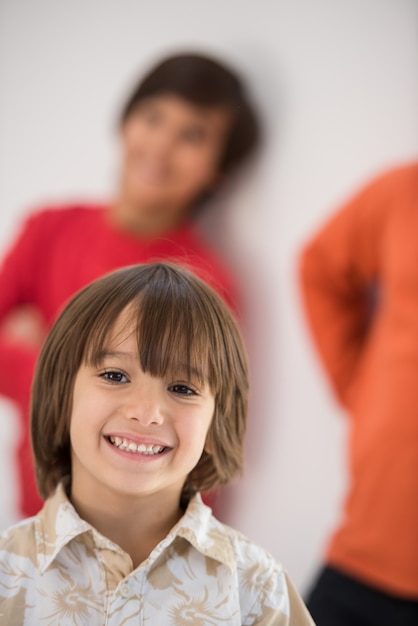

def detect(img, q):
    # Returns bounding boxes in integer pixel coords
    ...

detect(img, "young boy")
[0,263,314,625]
[0,51,260,517]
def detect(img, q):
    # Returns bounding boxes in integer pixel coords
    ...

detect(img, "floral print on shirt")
[0,485,315,625]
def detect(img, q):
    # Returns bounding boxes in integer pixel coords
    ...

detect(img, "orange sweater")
[300,163,418,598]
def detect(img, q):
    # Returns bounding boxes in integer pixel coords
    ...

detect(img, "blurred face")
[70,307,215,508]
[115,94,231,233]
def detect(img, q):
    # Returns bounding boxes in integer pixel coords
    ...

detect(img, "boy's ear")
[204,430,214,455]
[200,173,227,206]
[210,172,227,192]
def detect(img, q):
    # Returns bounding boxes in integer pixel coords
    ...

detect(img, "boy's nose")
[150,126,176,156]
[124,394,164,426]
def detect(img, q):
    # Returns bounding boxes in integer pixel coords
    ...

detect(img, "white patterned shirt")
[0,484,315,625]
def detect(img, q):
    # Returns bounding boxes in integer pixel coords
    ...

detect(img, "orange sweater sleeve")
[298,170,395,408]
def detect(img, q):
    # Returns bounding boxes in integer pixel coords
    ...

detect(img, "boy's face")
[69,307,215,507]
[115,94,231,233]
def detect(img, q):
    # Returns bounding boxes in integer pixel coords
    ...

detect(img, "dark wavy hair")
[31,262,248,503]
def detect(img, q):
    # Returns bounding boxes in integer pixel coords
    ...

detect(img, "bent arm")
[0,212,46,408]
[299,171,392,408]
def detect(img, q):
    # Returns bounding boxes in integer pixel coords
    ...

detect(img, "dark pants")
[306,566,418,626]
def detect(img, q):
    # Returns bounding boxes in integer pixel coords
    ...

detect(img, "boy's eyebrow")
[94,349,137,362]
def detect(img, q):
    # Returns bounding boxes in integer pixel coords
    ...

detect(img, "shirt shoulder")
[201,513,288,621]
[7,204,105,257]
[0,517,39,590]
[0,515,37,549]
[376,161,418,185]
[349,160,418,208]
[223,522,285,586]
[22,202,105,232]
[220,522,315,624]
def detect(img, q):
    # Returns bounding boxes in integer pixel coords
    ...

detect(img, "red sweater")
[0,204,237,517]
[300,163,418,598]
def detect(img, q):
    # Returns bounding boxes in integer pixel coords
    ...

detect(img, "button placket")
[120,582,131,598]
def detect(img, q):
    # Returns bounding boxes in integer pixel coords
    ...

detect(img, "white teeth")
[108,436,164,455]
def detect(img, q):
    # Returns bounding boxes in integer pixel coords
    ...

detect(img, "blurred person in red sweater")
[0,52,259,518]
[299,162,418,625]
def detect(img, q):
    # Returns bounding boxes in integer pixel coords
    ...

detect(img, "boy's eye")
[100,370,128,384]
[180,126,206,144]
[169,384,197,396]
[143,109,162,126]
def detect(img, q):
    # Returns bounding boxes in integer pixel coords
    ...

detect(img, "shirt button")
[120,583,131,598]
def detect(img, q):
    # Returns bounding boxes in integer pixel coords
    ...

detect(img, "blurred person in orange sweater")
[299,162,418,625]
[0,51,259,518]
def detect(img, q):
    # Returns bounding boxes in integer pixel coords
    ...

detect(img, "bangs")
[136,291,214,388]
[85,270,223,392]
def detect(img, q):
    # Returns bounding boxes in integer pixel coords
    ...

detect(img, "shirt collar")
[36,485,235,574]
[36,483,93,573]
[149,493,236,572]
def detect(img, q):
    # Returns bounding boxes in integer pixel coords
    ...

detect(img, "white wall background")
[0,0,417,594]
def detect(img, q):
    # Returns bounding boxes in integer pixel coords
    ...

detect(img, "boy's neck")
[107,197,191,238]
[70,488,184,568]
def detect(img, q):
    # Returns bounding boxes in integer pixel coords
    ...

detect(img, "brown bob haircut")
[31,262,248,503]
[120,52,260,177]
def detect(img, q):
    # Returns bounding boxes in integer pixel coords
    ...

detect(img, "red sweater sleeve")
[0,211,45,408]
[298,170,394,408]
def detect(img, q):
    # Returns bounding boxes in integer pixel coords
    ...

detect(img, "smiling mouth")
[107,436,167,455]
